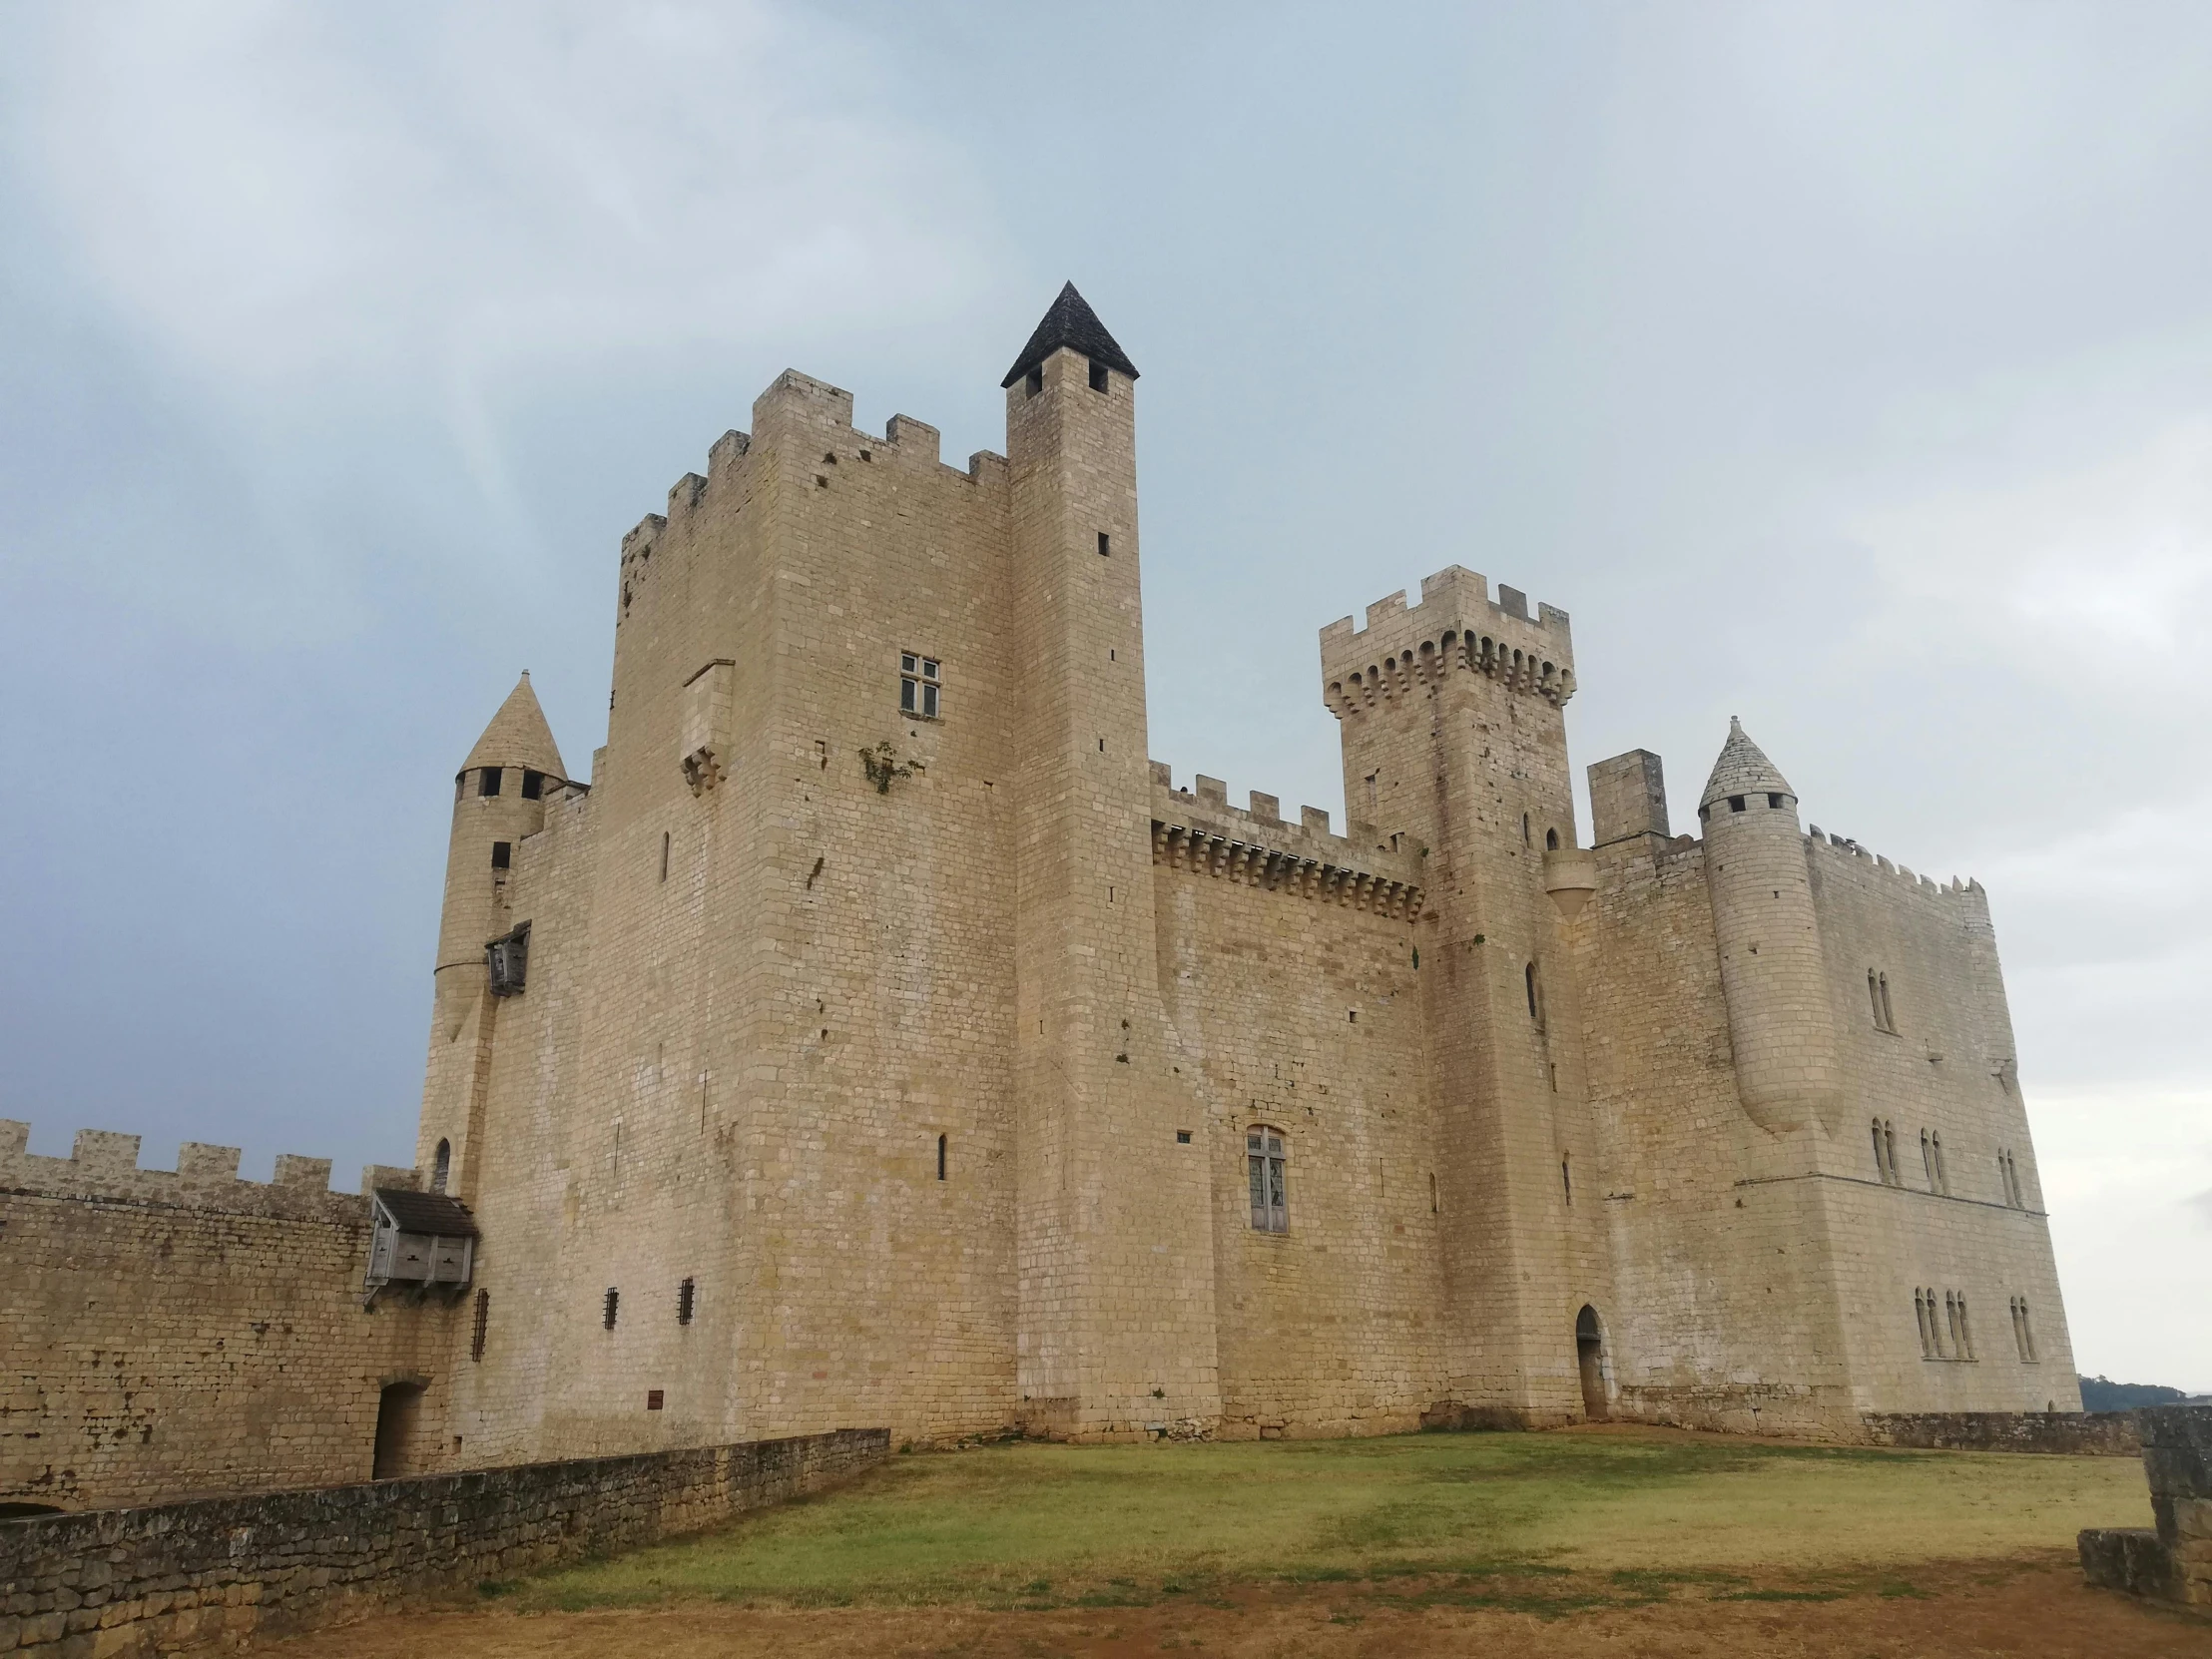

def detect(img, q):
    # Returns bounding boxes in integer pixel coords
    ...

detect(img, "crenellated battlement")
[617,379,1011,588]
[1320,566,1574,716]
[1804,827,1984,903]
[1149,767,1424,921]
[0,1119,419,1227]
[748,368,1006,485]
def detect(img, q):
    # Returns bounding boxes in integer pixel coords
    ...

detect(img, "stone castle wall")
[2,303,2089,1501]
[1567,831,1856,1436]
[421,374,1031,1467]
[1804,832,2081,1414]
[0,1124,439,1512]
[1149,775,1439,1436]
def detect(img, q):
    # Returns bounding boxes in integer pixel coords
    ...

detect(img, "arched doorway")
[372,1381,426,1479]
[1574,1306,1609,1421]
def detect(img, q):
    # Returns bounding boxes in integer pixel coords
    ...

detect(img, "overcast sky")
[1,2,2206,1390]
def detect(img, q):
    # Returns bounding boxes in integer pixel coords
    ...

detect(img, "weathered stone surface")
[1863,1411,2139,1455]
[2079,1406,2212,1615]
[0,1429,884,1656]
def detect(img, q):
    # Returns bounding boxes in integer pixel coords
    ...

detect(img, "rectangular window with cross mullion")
[899,653,941,719]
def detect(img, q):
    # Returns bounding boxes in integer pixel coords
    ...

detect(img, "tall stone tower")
[419,673,566,1198]
[1321,571,1608,1421]
[1696,718,1843,1141]
[1004,284,1222,1437]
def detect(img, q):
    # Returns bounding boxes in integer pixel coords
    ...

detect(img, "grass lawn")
[504,1426,2149,1614]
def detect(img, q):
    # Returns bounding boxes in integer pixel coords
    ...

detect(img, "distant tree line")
[2078,1375,2210,1411]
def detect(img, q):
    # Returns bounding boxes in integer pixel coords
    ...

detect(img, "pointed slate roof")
[461,672,567,780]
[1699,717,1794,810]
[1000,281,1140,388]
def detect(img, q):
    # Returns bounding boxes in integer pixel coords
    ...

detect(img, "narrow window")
[1869,969,1884,1027]
[1943,1292,1961,1357]
[603,1288,620,1330]
[1561,1155,1572,1205]
[899,653,941,719]
[454,772,466,803]
[2018,1298,2036,1361]
[678,1277,696,1327]
[1088,357,1108,391]
[1915,1290,1933,1358]
[1429,1172,1437,1214]
[432,1138,452,1194]
[1878,973,1896,1032]
[1932,1132,1947,1194]
[1921,1130,1936,1188]
[521,770,545,801]
[1871,1119,1886,1183]
[1525,961,1544,1029]
[1956,1294,1974,1360]
[1247,1127,1288,1233]
[479,767,503,798]
[1545,828,1559,850]
[471,1288,489,1362]
[1025,365,1043,396]
[491,840,511,870]
[1729,795,1746,813]
[936,1133,947,1181]
[1521,812,1531,845]
[1884,1121,1898,1182]
[1097,530,1111,556]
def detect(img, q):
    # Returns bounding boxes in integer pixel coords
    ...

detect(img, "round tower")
[1698,718,1843,1136]
[430,672,567,1043]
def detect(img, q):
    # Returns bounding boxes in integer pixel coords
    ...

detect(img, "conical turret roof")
[461,672,566,780]
[1699,717,1793,810]
[1000,281,1140,388]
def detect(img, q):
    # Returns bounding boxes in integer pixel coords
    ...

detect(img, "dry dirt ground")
[270,1554,2198,1658]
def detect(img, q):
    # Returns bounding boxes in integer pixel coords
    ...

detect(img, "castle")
[2,286,2078,1509]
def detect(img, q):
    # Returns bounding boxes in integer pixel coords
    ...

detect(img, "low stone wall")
[2080,1405,2212,1613]
[1861,1410,2140,1455]
[0,1427,888,1655]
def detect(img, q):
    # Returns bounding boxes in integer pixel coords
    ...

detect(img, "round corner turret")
[1697,718,1844,1137]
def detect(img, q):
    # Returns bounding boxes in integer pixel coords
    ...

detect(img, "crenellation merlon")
[883,414,940,464]
[708,428,751,478]
[1320,565,1575,716]
[754,368,854,432]
[1,1118,406,1226]
[668,472,707,517]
